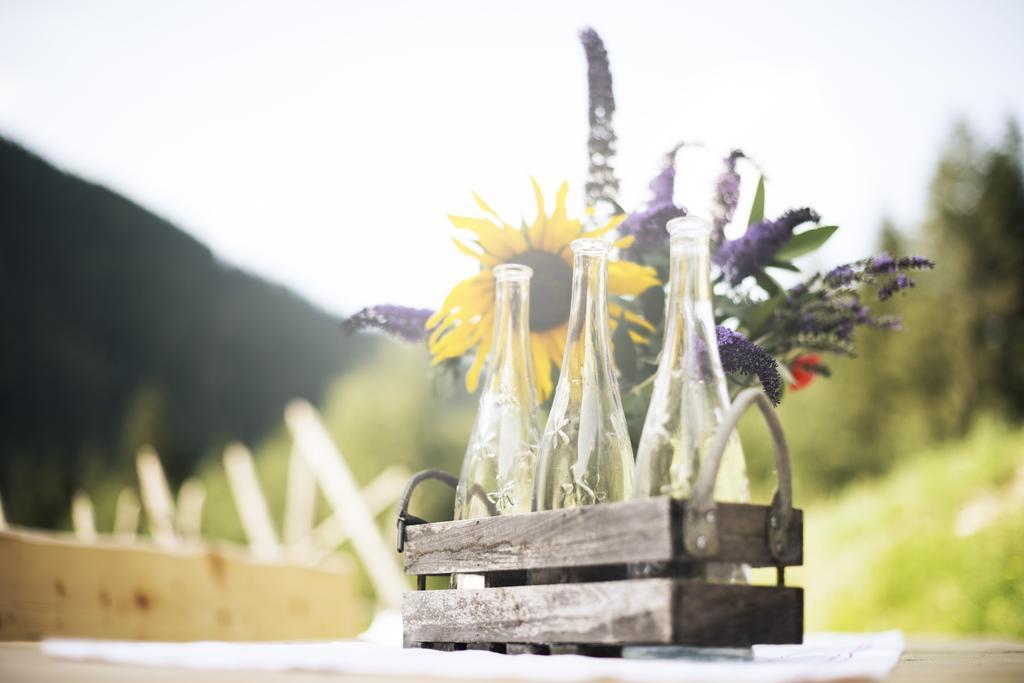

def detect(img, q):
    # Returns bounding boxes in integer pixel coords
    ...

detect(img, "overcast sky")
[2,1,1022,316]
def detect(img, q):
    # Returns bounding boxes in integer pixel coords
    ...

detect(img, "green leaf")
[755,270,783,297]
[612,318,639,387]
[744,295,784,338]
[767,259,800,272]
[775,225,839,260]
[747,176,766,226]
[638,285,666,329]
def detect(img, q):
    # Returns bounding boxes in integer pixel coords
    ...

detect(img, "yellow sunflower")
[426,180,660,400]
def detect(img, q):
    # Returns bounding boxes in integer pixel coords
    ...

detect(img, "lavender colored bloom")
[342,305,433,343]
[714,208,821,286]
[580,27,619,210]
[823,264,855,288]
[877,274,914,301]
[716,326,783,406]
[621,203,688,254]
[648,153,677,205]
[768,252,933,355]
[710,150,744,250]
[867,253,934,275]
[620,150,688,255]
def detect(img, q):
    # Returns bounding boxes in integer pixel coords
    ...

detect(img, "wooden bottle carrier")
[396,388,803,655]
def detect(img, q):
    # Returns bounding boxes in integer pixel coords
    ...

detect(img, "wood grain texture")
[677,502,804,567]
[404,579,675,645]
[404,498,672,575]
[403,579,802,647]
[403,497,802,574]
[673,581,803,646]
[0,529,364,642]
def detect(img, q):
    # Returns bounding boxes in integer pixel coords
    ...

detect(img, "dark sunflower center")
[509,249,573,332]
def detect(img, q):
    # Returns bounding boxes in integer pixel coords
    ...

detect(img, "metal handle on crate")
[684,387,793,563]
[396,469,458,553]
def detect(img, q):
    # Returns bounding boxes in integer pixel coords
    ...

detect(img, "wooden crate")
[399,389,803,655]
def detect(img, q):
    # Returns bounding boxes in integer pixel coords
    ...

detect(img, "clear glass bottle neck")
[666,231,717,347]
[559,249,612,379]
[484,271,535,399]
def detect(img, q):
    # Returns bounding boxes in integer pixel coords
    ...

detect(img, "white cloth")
[42,630,904,683]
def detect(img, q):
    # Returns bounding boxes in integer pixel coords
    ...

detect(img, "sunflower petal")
[465,334,492,393]
[613,234,635,250]
[629,330,651,345]
[427,273,494,327]
[449,214,523,258]
[526,178,549,249]
[580,213,627,239]
[530,334,554,401]
[626,311,656,333]
[472,192,502,220]
[451,237,499,266]
[608,261,660,296]
[546,181,581,252]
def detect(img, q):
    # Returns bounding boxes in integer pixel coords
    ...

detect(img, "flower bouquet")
[345,28,933,422]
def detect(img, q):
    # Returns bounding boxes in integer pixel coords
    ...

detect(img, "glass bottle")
[454,264,541,520]
[533,239,634,511]
[634,216,750,582]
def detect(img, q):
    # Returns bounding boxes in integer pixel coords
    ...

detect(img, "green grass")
[792,418,1024,636]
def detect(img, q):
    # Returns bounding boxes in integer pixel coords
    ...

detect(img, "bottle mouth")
[570,238,611,255]
[493,263,533,281]
[667,216,712,238]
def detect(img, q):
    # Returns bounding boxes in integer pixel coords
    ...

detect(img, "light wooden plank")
[404,579,802,647]
[308,464,409,560]
[175,478,206,542]
[112,488,140,540]
[223,443,280,561]
[135,446,177,548]
[283,445,316,555]
[284,400,406,609]
[0,529,362,642]
[70,492,97,543]
[403,498,802,574]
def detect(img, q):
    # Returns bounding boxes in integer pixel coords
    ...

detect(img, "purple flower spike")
[867,253,934,275]
[620,150,688,255]
[710,150,744,250]
[580,27,619,209]
[342,305,434,343]
[877,274,915,301]
[714,208,821,286]
[770,252,932,355]
[716,326,783,405]
[648,153,677,206]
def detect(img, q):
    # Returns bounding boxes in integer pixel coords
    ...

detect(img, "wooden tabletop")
[1,639,1023,683]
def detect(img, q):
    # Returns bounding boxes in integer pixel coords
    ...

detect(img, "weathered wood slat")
[404,579,674,645]
[403,497,802,574]
[673,581,803,647]
[404,498,672,575]
[680,502,803,566]
[403,579,802,647]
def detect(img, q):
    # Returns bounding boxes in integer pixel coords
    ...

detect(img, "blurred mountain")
[0,137,374,527]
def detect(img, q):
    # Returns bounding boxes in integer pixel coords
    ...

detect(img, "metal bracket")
[396,469,458,553]
[684,388,794,563]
